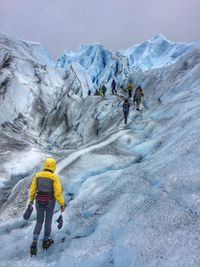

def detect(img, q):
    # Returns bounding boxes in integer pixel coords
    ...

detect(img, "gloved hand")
[56,214,63,229]
[61,205,65,212]
[23,203,33,220]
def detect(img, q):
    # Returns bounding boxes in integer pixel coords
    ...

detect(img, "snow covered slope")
[56,34,200,90]
[56,43,130,90]
[56,43,114,83]
[0,33,200,267]
[0,33,64,128]
[119,34,200,70]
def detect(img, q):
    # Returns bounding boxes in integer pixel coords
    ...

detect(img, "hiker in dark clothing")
[123,98,130,124]
[133,86,144,111]
[88,89,91,96]
[94,89,99,96]
[111,79,117,94]
[102,84,107,97]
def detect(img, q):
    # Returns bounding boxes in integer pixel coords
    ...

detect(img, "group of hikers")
[26,79,144,257]
[91,78,117,97]
[88,78,144,125]
[123,84,144,124]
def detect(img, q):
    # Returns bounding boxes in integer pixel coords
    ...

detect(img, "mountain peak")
[152,33,168,41]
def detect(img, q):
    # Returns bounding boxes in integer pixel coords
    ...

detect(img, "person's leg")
[126,112,129,124]
[136,100,138,110]
[33,202,45,241]
[43,200,56,241]
[136,99,140,110]
[138,99,141,110]
[124,112,128,124]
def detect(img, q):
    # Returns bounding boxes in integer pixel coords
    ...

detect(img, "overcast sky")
[0,0,200,59]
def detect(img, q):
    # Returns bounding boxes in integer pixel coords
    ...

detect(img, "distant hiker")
[133,86,144,111]
[123,98,130,124]
[98,88,103,96]
[29,158,65,256]
[102,84,107,97]
[127,81,133,98]
[88,89,91,96]
[111,79,117,94]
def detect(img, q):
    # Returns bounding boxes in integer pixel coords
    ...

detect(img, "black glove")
[23,204,33,220]
[56,214,63,229]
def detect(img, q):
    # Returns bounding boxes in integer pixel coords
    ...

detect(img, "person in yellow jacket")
[127,81,133,98]
[29,158,65,255]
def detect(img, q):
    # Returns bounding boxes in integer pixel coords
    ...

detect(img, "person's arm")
[53,175,65,208]
[29,175,37,204]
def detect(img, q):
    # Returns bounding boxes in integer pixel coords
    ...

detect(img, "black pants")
[112,88,117,94]
[128,90,132,98]
[124,111,129,124]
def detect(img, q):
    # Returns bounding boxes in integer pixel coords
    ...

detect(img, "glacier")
[0,33,200,267]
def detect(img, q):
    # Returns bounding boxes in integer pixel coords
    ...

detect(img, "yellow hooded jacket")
[29,171,65,206]
[127,82,132,91]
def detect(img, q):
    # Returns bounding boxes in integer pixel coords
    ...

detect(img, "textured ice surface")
[0,33,200,267]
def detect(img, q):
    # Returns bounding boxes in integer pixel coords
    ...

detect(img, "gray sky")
[0,0,200,59]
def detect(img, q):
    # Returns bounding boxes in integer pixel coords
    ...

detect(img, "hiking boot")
[42,239,54,250]
[30,240,37,256]
[136,108,140,111]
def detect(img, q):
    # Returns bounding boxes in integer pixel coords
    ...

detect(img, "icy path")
[1,32,200,267]
[0,108,149,267]
[1,94,200,267]
[57,128,130,173]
